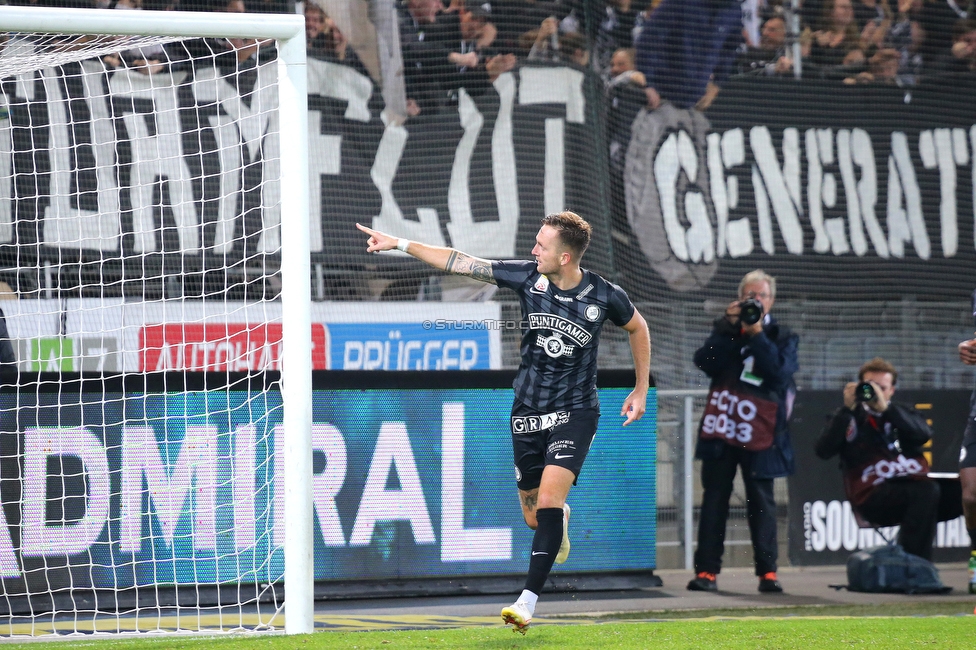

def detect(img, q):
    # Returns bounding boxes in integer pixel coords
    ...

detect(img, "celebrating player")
[356,212,651,633]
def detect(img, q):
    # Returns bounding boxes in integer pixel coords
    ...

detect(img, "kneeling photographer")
[815,358,939,560]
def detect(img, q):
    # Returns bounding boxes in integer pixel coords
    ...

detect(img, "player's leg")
[958,394,976,555]
[961,467,976,549]
[503,408,596,633]
[541,408,598,566]
[511,407,546,529]
[504,407,547,633]
[503,465,575,632]
[518,487,540,529]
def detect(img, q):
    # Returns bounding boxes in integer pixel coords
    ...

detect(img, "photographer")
[815,357,939,560]
[688,270,798,594]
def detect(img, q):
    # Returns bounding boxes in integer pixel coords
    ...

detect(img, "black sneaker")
[758,572,783,593]
[686,572,718,592]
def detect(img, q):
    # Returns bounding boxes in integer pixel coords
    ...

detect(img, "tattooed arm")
[356,223,496,284]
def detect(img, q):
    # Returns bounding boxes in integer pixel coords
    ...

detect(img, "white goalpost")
[0,5,312,636]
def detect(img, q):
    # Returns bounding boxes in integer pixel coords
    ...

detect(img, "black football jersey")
[493,260,635,411]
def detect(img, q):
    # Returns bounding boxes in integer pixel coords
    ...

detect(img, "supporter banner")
[625,76,976,299]
[0,382,656,596]
[0,58,612,275]
[787,389,970,565]
[5,61,976,300]
[0,299,501,371]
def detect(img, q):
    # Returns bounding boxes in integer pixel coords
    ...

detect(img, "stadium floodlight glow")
[0,5,312,636]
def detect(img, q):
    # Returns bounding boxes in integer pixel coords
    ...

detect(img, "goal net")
[0,6,312,637]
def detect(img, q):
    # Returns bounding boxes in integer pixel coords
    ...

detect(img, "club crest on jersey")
[532,275,550,293]
[537,332,576,358]
[846,418,858,442]
[584,305,601,321]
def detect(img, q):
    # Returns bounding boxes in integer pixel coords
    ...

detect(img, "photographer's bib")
[844,452,930,506]
[698,382,778,452]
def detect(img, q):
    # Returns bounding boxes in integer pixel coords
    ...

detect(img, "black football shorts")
[510,402,599,491]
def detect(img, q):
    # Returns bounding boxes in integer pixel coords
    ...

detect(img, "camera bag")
[845,543,951,594]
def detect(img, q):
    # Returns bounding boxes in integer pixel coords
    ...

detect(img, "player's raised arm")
[356,223,496,284]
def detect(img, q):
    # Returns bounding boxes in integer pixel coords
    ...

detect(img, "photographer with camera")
[815,357,939,560]
[688,270,798,594]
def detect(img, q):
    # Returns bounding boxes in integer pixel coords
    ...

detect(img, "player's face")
[531,225,567,275]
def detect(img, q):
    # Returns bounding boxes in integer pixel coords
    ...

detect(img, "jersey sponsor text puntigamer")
[492,260,635,412]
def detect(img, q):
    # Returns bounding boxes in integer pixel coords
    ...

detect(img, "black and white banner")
[626,76,976,299]
[5,60,976,299]
[0,58,613,274]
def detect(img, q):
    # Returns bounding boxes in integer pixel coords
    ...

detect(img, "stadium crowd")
[366,0,976,114]
[11,0,975,98]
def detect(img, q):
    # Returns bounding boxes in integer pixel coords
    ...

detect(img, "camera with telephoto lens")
[855,381,876,403]
[738,298,764,326]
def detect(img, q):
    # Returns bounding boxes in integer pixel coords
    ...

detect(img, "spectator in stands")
[445,5,496,64]
[606,47,645,234]
[305,1,331,57]
[399,0,451,116]
[844,46,902,81]
[441,5,517,99]
[854,0,890,30]
[492,0,581,56]
[490,0,542,53]
[219,0,274,66]
[868,0,924,83]
[557,31,589,66]
[858,0,890,53]
[527,17,589,65]
[102,0,169,74]
[742,0,764,49]
[635,0,743,111]
[807,0,866,69]
[167,0,272,70]
[608,45,645,86]
[316,9,371,77]
[527,16,563,61]
[631,0,664,45]
[737,14,796,74]
[687,270,797,594]
[930,17,976,73]
[918,0,971,65]
[815,357,939,560]
[593,0,640,80]
[802,0,827,30]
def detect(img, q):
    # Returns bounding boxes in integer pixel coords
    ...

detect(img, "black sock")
[524,507,564,595]
[969,528,976,553]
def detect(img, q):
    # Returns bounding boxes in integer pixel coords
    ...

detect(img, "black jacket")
[693,314,798,478]
[815,401,932,505]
